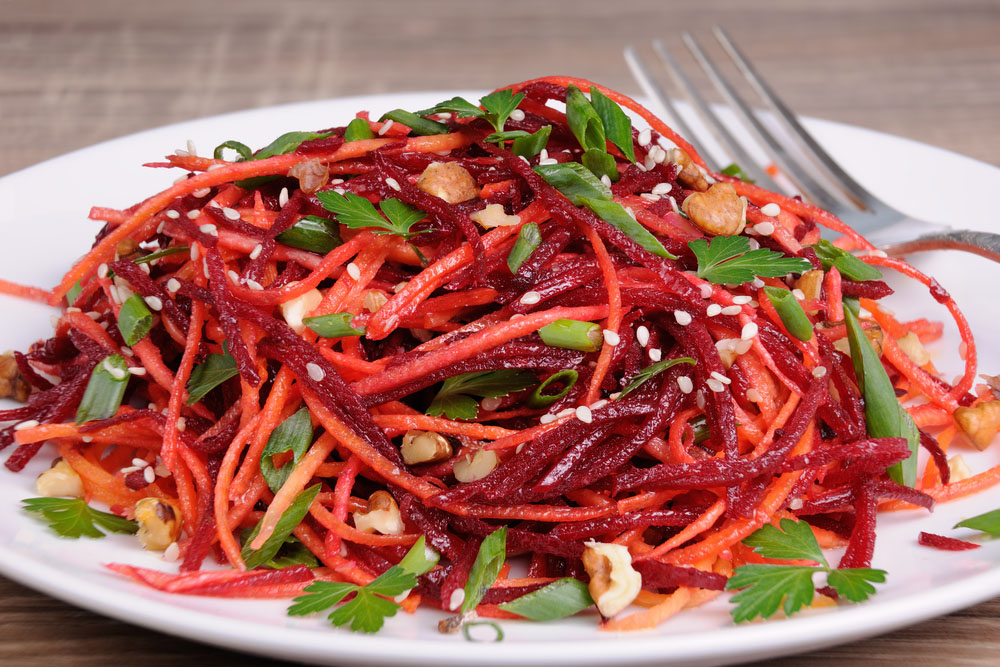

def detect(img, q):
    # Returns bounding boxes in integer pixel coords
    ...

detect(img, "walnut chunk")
[582,541,642,617]
[682,182,747,236]
[671,148,709,191]
[288,158,330,194]
[0,352,30,402]
[416,162,480,203]
[795,270,824,302]
[954,400,1000,450]
[115,238,142,261]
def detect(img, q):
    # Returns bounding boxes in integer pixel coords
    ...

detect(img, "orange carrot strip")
[600,587,692,632]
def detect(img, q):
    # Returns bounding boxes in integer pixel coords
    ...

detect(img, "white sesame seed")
[753,222,775,236]
[189,245,199,261]
[760,203,781,217]
[14,420,39,431]
[162,542,180,562]
[120,466,141,474]
[590,399,608,411]
[602,329,620,346]
[133,458,151,470]
[624,207,636,220]
[143,466,156,484]
[696,390,706,409]
[636,160,649,172]
[538,158,558,166]
[789,498,804,510]
[249,244,263,260]
[638,129,652,147]
[732,295,752,305]
[279,187,290,208]
[333,187,346,195]
[609,392,622,400]
[736,339,754,355]
[173,175,188,184]
[792,288,806,300]
[81,436,93,443]
[192,188,211,198]
[539,149,549,160]
[448,587,465,611]
[175,417,186,432]
[306,362,326,382]
[636,325,650,347]
[648,347,662,362]
[120,346,134,357]
[217,207,238,222]
[139,262,151,275]
[706,303,722,317]
[870,249,888,258]
[520,156,531,164]
[673,310,692,326]
[480,397,503,412]
[346,262,361,280]
[721,305,743,316]
[651,182,672,196]
[711,370,732,385]
[649,146,667,164]
[746,388,762,403]
[127,366,147,376]
[520,290,541,305]
[186,140,197,156]
[166,278,181,293]
[186,209,201,220]
[509,109,525,122]
[245,279,264,291]
[748,238,761,250]
[110,366,127,380]
[741,322,759,340]
[385,177,402,191]
[752,277,765,289]
[707,378,726,393]
[677,376,694,394]
[600,174,612,187]
[142,296,162,312]
[393,281,408,294]
[196,224,217,238]
[643,156,657,171]
[812,366,828,378]
[575,405,593,423]
[165,209,180,220]
[557,408,576,419]
[155,462,171,477]
[96,263,109,279]
[700,284,713,299]
[206,163,225,171]
[227,270,240,283]
[377,119,394,136]
[84,310,100,321]
[509,313,524,320]
[540,413,557,424]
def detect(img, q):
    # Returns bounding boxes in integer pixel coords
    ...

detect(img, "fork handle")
[880,230,1000,264]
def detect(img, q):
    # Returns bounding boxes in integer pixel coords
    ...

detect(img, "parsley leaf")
[22,497,138,539]
[689,235,812,285]
[810,239,883,282]
[186,344,238,405]
[479,89,526,134]
[427,370,537,421]
[720,163,755,183]
[726,518,888,622]
[418,96,485,119]
[316,191,427,239]
[618,357,695,399]
[287,536,439,633]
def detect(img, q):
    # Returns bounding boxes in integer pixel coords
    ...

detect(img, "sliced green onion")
[254,131,332,160]
[213,140,252,161]
[379,110,449,136]
[133,246,190,265]
[581,148,618,182]
[76,355,130,425]
[844,295,861,316]
[589,87,635,163]
[462,621,505,643]
[579,197,676,260]
[810,239,882,282]
[303,312,365,338]
[461,526,507,614]
[539,319,602,353]
[484,130,530,143]
[527,369,579,408]
[498,577,593,621]
[565,85,606,153]
[844,306,920,486]
[186,344,238,405]
[534,162,612,206]
[511,125,551,159]
[344,117,375,142]
[761,287,814,341]
[275,216,342,254]
[66,280,84,306]
[117,294,154,346]
[507,222,541,274]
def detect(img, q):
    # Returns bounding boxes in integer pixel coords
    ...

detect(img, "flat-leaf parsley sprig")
[725,518,887,623]
[689,235,812,285]
[22,497,138,539]
[288,535,439,633]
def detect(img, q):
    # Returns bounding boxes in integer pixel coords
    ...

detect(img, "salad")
[2,76,999,637]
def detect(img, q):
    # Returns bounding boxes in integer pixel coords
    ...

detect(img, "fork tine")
[712,26,882,213]
[623,45,716,170]
[649,39,782,193]
[680,32,847,214]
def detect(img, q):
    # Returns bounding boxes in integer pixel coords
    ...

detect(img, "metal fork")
[624,28,1000,263]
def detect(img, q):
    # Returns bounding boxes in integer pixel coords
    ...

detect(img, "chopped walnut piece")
[682,182,747,236]
[288,158,330,194]
[416,162,480,203]
[115,238,142,261]
[795,270,824,301]
[954,400,1000,450]
[0,352,30,402]
[670,148,709,191]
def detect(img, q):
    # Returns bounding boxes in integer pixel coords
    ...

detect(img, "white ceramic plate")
[0,91,999,667]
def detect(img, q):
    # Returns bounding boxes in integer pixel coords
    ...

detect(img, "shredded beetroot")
[918,532,980,551]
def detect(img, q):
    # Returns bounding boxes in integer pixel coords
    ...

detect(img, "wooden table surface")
[2,0,999,664]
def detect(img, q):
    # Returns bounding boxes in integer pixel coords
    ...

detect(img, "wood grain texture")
[1,0,999,664]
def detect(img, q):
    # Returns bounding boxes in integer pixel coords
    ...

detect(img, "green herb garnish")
[726,518,887,623]
[689,235,811,285]
[316,191,427,240]
[22,497,138,539]
[303,312,365,338]
[761,286,814,341]
[538,319,603,353]
[507,222,542,274]
[117,294,154,346]
[581,148,618,182]
[460,527,508,614]
[186,344,238,405]
[260,408,314,493]
[379,110,450,136]
[618,357,696,399]
[580,197,676,260]
[419,89,526,135]
[526,369,579,408]
[76,355,129,425]
[498,577,594,621]
[427,370,536,421]
[720,163,755,183]
[589,87,635,163]
[275,216,342,254]
[955,509,1000,536]
[344,118,376,142]
[810,239,883,282]
[534,162,612,205]
[133,246,190,265]
[288,535,439,633]
[565,85,606,154]
[241,485,321,570]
